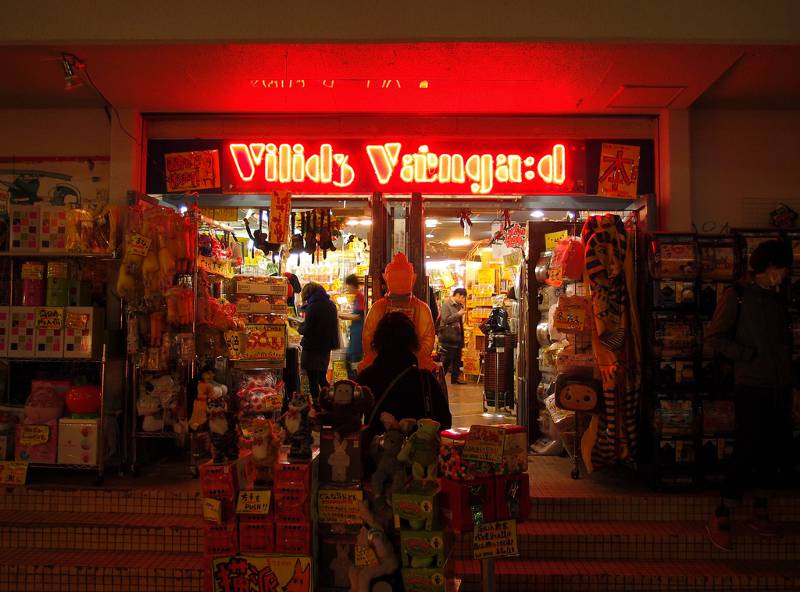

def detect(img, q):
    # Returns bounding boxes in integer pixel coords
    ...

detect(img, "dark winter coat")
[298,290,340,354]
[437,298,465,347]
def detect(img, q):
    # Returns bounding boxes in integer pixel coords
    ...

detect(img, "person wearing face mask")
[704,240,793,551]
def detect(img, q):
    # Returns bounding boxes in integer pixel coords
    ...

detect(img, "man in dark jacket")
[437,288,467,385]
[704,240,793,550]
[298,282,340,403]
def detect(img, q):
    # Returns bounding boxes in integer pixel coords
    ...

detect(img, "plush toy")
[281,391,312,462]
[397,418,441,483]
[359,252,436,371]
[189,370,215,430]
[329,437,351,482]
[137,392,163,432]
[207,380,238,463]
[247,416,282,482]
[370,413,415,504]
[348,501,400,592]
[318,380,374,437]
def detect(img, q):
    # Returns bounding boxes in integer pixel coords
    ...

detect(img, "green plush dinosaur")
[397,418,441,483]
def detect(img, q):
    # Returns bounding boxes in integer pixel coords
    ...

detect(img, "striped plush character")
[580,214,642,473]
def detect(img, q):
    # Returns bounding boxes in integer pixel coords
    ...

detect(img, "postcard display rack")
[0,203,119,483]
[647,233,744,489]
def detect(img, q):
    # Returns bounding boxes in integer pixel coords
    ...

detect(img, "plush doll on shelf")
[370,413,415,504]
[247,416,282,482]
[189,369,215,430]
[137,392,163,432]
[348,501,400,592]
[318,379,374,438]
[281,391,312,462]
[207,378,238,463]
[397,418,441,483]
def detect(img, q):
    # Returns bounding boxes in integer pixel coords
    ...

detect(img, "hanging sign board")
[473,519,519,559]
[164,149,221,193]
[268,190,292,244]
[598,143,640,199]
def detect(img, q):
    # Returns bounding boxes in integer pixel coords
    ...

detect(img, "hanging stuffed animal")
[303,210,318,262]
[458,209,473,237]
[290,212,305,264]
[318,209,337,259]
[244,209,281,260]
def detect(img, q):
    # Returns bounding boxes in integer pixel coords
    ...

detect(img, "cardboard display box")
[15,420,58,464]
[393,481,440,531]
[439,477,496,533]
[319,535,357,590]
[57,418,98,465]
[238,514,274,554]
[200,451,256,501]
[319,427,364,484]
[494,472,530,522]
[400,529,447,569]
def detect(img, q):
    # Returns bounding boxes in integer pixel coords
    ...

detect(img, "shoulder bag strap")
[366,365,417,427]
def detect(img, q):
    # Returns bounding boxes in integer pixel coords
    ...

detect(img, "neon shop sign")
[225,140,582,195]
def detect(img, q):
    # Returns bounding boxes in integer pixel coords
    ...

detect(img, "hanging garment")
[580,214,641,472]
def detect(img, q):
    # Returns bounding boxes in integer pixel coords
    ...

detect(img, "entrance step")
[454,521,800,562]
[0,548,203,592]
[455,558,800,591]
[0,510,203,554]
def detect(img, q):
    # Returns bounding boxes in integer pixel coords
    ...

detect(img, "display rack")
[0,203,120,484]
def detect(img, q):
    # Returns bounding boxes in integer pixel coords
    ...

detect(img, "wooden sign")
[318,488,363,524]
[203,497,222,524]
[462,425,505,464]
[125,233,152,257]
[19,424,50,446]
[598,143,640,199]
[35,307,63,330]
[236,490,272,514]
[0,461,28,486]
[473,519,519,560]
[545,230,568,251]
[211,555,312,592]
[269,190,292,244]
[164,149,220,193]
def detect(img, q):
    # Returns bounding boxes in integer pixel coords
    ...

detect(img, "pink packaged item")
[24,380,71,423]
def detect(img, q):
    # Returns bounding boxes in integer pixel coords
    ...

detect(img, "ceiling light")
[531,210,545,219]
[425,218,439,228]
[345,219,358,226]
[448,238,472,247]
[61,53,84,91]
[358,220,372,226]
[425,233,434,239]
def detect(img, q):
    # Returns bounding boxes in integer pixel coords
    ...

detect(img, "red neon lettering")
[229,143,255,181]
[366,143,402,184]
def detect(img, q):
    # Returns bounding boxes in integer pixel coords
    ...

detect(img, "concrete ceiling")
[0,42,795,114]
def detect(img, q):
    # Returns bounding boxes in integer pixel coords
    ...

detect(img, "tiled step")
[0,510,203,553]
[453,521,800,561]
[0,486,202,516]
[456,558,800,592]
[530,494,800,522]
[0,548,204,592]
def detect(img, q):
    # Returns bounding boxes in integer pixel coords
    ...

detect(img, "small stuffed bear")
[370,413,415,504]
[207,380,238,463]
[318,379,374,438]
[281,391,312,462]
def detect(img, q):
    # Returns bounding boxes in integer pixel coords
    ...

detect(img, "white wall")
[0,109,110,157]
[691,109,800,232]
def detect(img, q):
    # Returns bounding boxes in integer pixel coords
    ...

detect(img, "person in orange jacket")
[359,252,436,372]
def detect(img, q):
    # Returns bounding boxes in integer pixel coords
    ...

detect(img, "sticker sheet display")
[10,206,40,251]
[0,307,9,356]
[62,307,97,358]
[39,206,69,252]
[35,307,64,358]
[8,307,36,357]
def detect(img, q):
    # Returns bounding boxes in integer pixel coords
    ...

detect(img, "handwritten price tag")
[19,425,50,446]
[126,233,152,257]
[236,490,272,514]
[318,489,363,524]
[545,230,568,251]
[462,425,505,464]
[35,307,63,330]
[202,497,222,523]
[473,519,519,559]
[0,461,28,486]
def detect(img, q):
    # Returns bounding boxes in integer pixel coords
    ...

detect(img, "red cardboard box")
[319,427,365,483]
[203,520,238,557]
[273,448,313,490]
[494,424,528,475]
[275,521,311,555]
[238,514,275,554]
[439,477,496,533]
[274,480,310,523]
[200,451,256,501]
[495,472,530,522]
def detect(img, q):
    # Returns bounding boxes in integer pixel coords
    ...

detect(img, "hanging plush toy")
[244,209,281,259]
[318,209,337,259]
[370,413,415,503]
[207,379,238,463]
[304,211,318,262]
[290,212,305,264]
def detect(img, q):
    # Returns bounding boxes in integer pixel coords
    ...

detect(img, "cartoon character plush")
[137,392,163,432]
[281,391,312,462]
[330,543,351,589]
[397,418,441,483]
[189,370,214,431]
[247,417,282,482]
[318,379,374,437]
[329,437,351,482]
[348,501,400,592]
[370,413,415,503]
[207,380,238,463]
[359,252,436,371]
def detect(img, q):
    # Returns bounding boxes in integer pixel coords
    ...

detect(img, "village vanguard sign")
[225,140,584,195]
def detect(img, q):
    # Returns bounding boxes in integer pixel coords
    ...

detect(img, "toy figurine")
[189,369,214,430]
[397,418,441,483]
[248,416,282,482]
[207,379,238,463]
[319,379,374,438]
[349,501,400,592]
[370,413,415,504]
[281,391,313,462]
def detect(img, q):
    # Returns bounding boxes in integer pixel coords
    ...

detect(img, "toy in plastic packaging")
[349,501,400,592]
[552,294,590,333]
[397,418,440,483]
[650,236,698,279]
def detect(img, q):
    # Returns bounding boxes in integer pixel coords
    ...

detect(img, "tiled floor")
[448,380,515,428]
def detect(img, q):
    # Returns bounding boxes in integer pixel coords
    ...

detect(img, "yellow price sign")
[0,461,28,486]
[202,497,222,523]
[544,230,568,251]
[236,490,272,514]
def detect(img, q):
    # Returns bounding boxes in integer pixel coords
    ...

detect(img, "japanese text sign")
[473,519,519,559]
[35,307,63,330]
[164,149,221,193]
[598,143,640,199]
[318,488,363,524]
[236,490,272,514]
[0,461,28,486]
[462,425,505,464]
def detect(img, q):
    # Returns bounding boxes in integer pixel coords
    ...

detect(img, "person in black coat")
[357,311,452,444]
[298,282,339,403]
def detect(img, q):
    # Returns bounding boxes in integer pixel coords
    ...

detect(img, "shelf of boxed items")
[0,204,120,483]
[648,233,703,490]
